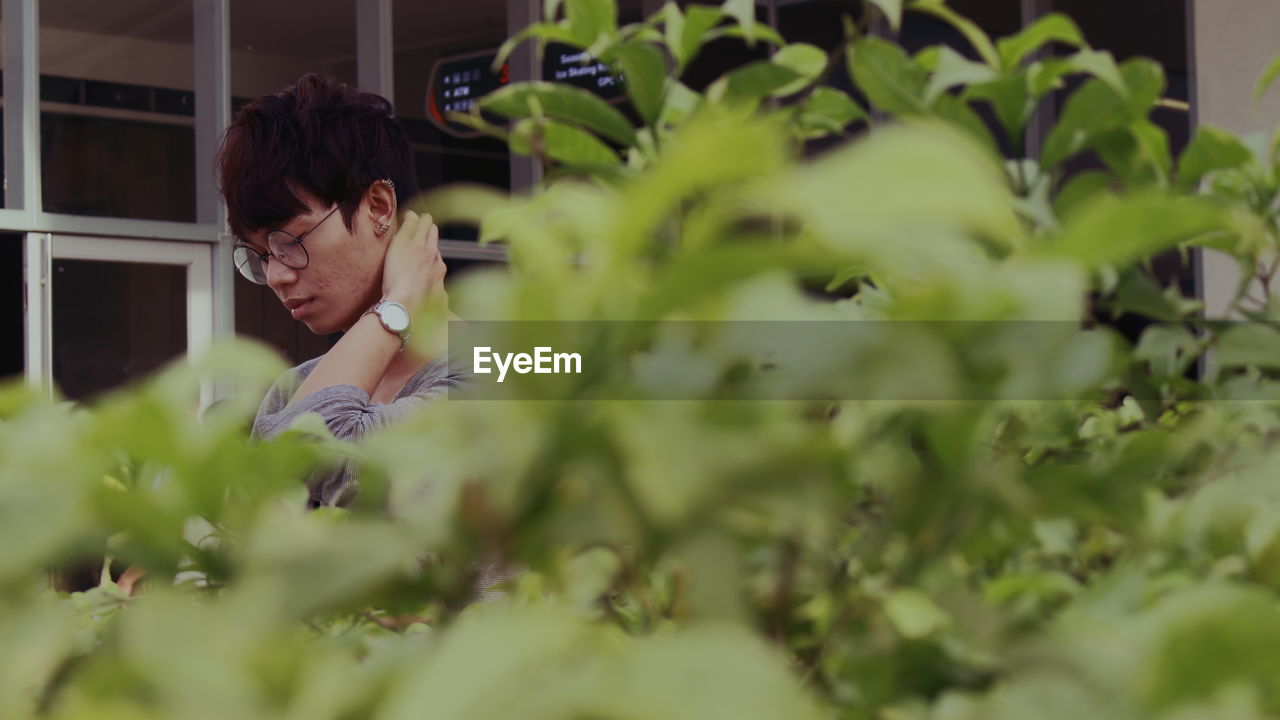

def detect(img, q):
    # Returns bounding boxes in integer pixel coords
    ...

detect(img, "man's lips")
[284,297,314,319]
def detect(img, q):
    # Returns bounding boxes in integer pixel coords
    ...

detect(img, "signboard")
[541,43,626,100]
[426,49,511,138]
[427,46,627,138]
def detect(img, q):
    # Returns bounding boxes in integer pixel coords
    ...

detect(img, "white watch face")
[379,303,410,332]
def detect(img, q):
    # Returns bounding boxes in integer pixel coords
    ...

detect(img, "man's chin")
[301,319,332,335]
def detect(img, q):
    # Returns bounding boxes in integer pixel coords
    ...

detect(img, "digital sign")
[426,49,511,138]
[541,43,626,100]
[428,46,627,138]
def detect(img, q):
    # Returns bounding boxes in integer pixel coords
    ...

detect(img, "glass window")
[1053,0,1190,155]
[0,236,21,381]
[898,0,1022,54]
[228,0,357,364]
[230,0,357,103]
[393,0,511,244]
[51,259,187,401]
[40,0,197,221]
[0,0,6,210]
[1051,0,1195,317]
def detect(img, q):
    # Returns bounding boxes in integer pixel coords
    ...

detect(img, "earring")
[378,179,395,235]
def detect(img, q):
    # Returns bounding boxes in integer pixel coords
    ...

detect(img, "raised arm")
[286,210,446,409]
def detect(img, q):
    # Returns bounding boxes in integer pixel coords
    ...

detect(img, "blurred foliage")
[7,1,1280,718]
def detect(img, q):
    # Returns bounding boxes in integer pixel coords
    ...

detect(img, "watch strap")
[362,301,410,350]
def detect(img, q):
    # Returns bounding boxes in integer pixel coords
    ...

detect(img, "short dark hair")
[216,73,418,242]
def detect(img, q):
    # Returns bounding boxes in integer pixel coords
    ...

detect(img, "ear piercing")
[377,179,395,235]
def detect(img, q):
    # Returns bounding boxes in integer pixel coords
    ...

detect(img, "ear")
[364,180,398,239]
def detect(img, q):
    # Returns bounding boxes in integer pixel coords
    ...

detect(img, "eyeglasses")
[232,198,348,285]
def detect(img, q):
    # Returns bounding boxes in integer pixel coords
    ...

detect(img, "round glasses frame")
[232,198,349,285]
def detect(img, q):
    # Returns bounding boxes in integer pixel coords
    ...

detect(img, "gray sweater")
[251,355,515,600]
[251,354,464,507]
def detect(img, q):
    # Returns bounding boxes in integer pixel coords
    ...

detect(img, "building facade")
[0,0,1257,403]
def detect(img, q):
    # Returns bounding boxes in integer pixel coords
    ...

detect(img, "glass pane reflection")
[52,259,186,401]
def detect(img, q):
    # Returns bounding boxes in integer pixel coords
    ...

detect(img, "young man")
[218,73,456,508]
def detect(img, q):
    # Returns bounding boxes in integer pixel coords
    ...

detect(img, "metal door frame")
[24,232,215,408]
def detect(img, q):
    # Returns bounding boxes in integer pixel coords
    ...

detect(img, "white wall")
[1192,1,1280,317]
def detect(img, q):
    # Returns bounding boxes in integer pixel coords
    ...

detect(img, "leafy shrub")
[5,1,1280,718]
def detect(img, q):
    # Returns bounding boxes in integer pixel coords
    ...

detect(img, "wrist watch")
[363,301,411,350]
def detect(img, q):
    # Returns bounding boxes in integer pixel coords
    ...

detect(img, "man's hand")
[381,210,446,311]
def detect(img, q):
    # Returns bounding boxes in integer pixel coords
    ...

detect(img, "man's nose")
[265,257,298,291]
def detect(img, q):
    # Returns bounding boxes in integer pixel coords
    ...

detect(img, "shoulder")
[256,354,327,418]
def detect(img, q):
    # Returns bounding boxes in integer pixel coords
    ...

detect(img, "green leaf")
[1090,118,1171,186]
[716,43,824,101]
[721,0,757,45]
[1052,169,1111,219]
[446,110,511,142]
[1215,322,1280,369]
[0,606,80,719]
[566,0,618,46]
[931,92,999,155]
[759,121,1021,260]
[240,515,422,618]
[659,80,701,127]
[909,0,1000,68]
[1041,58,1164,169]
[603,624,826,719]
[772,43,827,93]
[825,264,867,292]
[967,73,1031,144]
[1004,50,1123,142]
[1144,585,1280,711]
[662,1,685,58]
[411,184,513,230]
[612,42,668,124]
[1049,191,1229,268]
[884,588,951,639]
[867,0,902,32]
[713,61,805,101]
[848,36,928,115]
[996,13,1084,70]
[610,111,790,255]
[794,87,868,137]
[1134,323,1201,377]
[704,23,785,47]
[1064,48,1128,98]
[1112,270,1186,322]
[923,45,998,106]
[510,118,622,166]
[479,82,637,146]
[1255,52,1280,102]
[1176,125,1254,191]
[496,23,582,68]
[674,5,725,71]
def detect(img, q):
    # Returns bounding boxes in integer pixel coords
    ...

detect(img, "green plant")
[5,2,1280,719]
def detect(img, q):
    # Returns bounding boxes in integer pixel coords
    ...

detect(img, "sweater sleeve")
[251,381,445,441]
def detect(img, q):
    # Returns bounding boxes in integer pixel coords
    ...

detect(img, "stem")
[767,537,800,646]
[1015,159,1030,197]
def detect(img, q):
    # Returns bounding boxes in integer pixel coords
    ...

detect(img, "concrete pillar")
[1192,0,1280,317]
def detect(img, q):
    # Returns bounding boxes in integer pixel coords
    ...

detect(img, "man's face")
[242,190,386,335]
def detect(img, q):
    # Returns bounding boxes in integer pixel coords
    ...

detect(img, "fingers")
[381,208,444,308]
[395,210,420,245]
[421,213,438,255]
